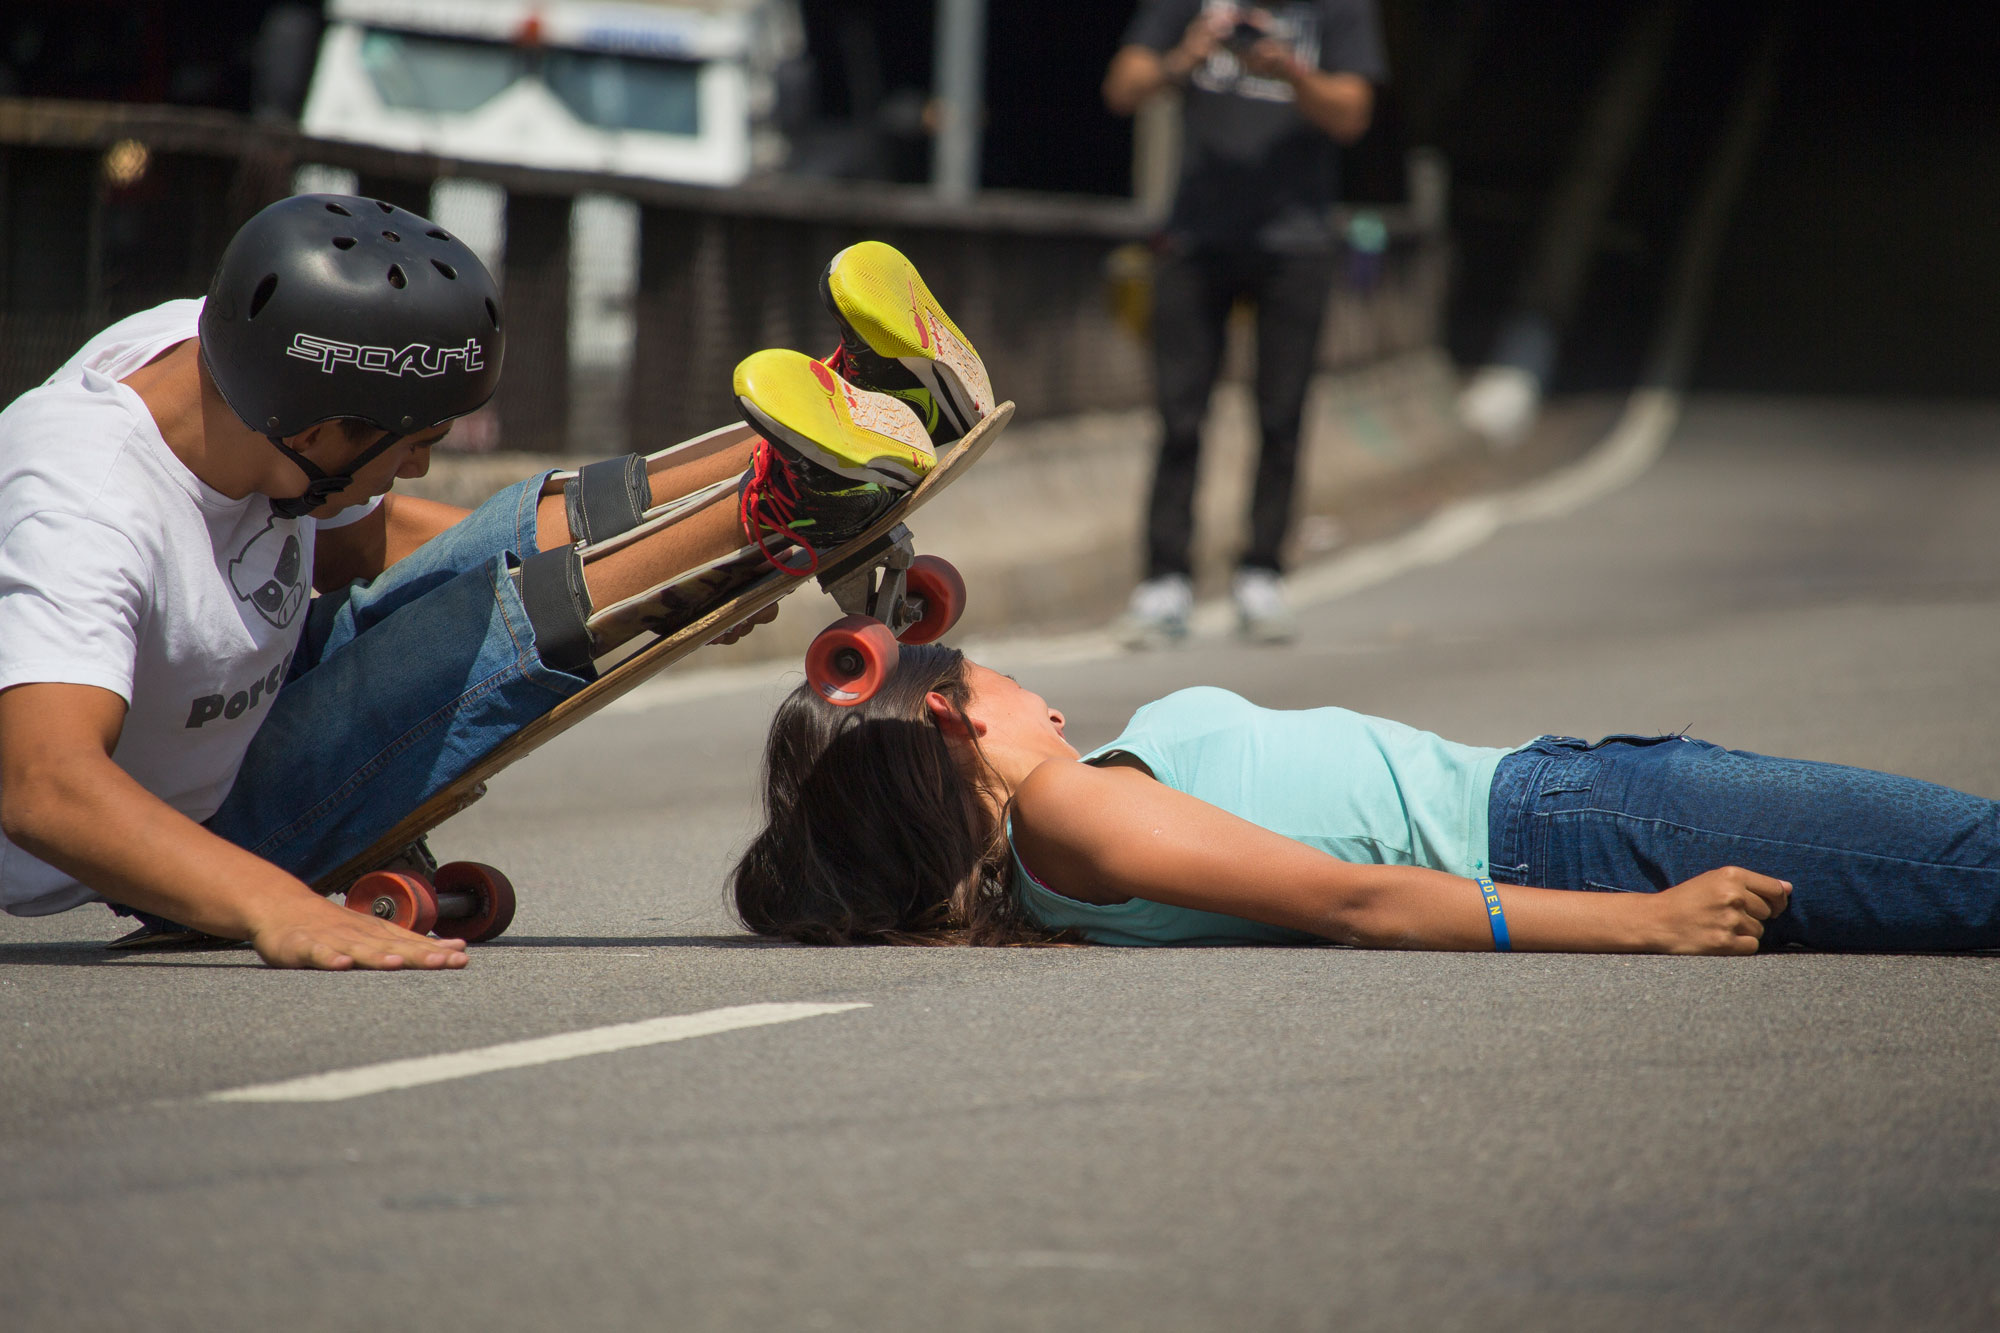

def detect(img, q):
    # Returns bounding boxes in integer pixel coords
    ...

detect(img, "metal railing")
[0,96,1447,454]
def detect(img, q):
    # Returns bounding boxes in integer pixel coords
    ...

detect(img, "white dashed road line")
[207,1001,870,1104]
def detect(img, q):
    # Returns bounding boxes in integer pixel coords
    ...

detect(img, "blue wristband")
[1476,875,1511,952]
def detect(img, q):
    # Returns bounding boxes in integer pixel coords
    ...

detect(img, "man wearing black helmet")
[0,197,994,970]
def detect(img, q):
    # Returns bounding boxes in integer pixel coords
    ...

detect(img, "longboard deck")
[315,401,1015,895]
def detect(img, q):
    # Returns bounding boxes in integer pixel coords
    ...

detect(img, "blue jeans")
[1488,735,2000,951]
[203,475,591,883]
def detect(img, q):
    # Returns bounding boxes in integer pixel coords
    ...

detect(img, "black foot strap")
[515,546,595,675]
[564,455,651,546]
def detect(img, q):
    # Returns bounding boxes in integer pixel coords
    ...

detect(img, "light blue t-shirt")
[1010,687,1512,946]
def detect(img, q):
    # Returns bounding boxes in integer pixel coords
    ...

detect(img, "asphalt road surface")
[3,396,1996,1332]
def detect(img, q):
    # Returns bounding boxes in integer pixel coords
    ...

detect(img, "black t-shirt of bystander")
[1124,0,1386,253]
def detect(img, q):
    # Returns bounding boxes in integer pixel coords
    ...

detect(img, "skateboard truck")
[805,523,966,706]
[819,524,921,636]
[324,798,518,944]
[339,839,518,944]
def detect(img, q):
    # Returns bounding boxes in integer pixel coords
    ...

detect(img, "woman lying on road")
[734,645,2000,953]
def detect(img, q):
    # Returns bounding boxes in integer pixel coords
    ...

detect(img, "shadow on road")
[479,934,790,950]
[0,933,795,967]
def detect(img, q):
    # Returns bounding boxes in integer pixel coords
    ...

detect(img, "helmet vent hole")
[375,200,394,213]
[431,259,458,280]
[248,273,279,320]
[386,264,407,289]
[331,235,356,250]
[427,228,451,241]
[324,202,352,217]
[381,229,400,243]
[484,297,501,329]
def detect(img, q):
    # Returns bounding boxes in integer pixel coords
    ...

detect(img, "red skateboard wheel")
[805,614,899,706]
[431,861,518,943]
[345,870,439,936]
[896,554,967,645]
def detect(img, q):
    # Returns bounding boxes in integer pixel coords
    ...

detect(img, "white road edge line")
[1274,385,1680,619]
[207,1001,870,1104]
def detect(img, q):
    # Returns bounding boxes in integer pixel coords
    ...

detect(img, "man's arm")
[314,493,471,592]
[0,682,466,969]
[1104,9,1228,116]
[1012,760,1791,954]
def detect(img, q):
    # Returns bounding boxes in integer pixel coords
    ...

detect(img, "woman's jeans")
[201,475,591,885]
[1488,735,2000,950]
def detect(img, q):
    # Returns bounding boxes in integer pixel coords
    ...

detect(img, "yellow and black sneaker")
[734,348,936,575]
[819,240,994,445]
[734,348,936,486]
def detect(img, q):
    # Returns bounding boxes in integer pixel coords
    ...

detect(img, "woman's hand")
[1644,867,1793,954]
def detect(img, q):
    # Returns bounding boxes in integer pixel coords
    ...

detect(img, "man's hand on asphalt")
[1648,866,1792,954]
[248,894,468,971]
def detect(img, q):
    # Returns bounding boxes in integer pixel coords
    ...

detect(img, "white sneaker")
[1116,574,1193,649]
[1232,568,1296,644]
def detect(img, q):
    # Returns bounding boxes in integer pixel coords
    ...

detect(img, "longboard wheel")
[805,614,898,706]
[345,871,439,936]
[896,554,967,645]
[432,861,518,943]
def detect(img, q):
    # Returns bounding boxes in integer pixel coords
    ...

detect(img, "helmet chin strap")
[264,429,407,520]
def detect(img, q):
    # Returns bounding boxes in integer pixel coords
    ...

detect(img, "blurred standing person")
[1105,1,1385,645]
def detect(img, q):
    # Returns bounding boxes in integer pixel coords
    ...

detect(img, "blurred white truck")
[301,0,805,185]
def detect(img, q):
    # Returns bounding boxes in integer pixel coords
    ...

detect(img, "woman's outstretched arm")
[1011,761,1791,954]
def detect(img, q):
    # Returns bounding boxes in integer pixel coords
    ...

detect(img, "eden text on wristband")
[1476,875,1512,952]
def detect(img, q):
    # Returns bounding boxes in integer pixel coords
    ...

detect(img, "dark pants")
[1145,243,1336,578]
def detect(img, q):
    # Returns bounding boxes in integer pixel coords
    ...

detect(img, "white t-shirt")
[0,299,379,916]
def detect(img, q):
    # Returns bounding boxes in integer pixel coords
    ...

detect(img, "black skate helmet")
[199,193,505,517]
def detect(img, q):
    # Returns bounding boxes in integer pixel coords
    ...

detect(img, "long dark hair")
[732,643,1063,945]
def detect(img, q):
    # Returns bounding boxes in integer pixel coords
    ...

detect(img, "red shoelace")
[738,438,821,577]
